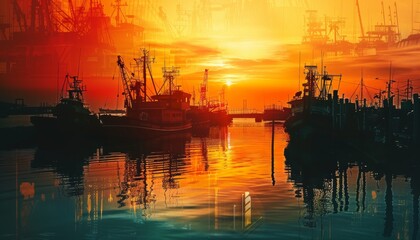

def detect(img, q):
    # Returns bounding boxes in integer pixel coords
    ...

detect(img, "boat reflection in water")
[14,125,260,238]
[32,141,99,196]
[3,121,420,239]
[284,138,420,239]
[102,132,192,212]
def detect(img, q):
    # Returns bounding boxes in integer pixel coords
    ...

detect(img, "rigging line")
[77,48,82,76]
[341,79,381,90]
[350,82,361,100]
[340,80,360,85]
[337,75,342,92]
[60,74,68,99]
[363,85,382,91]
[364,86,374,103]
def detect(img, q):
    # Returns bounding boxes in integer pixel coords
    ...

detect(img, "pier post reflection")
[338,164,343,212]
[412,167,420,240]
[271,120,275,186]
[362,166,366,212]
[383,173,393,237]
[355,162,367,213]
[332,169,338,213]
[356,163,361,212]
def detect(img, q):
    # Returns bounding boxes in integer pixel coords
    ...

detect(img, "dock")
[228,106,291,122]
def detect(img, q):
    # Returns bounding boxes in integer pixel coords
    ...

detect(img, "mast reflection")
[103,133,192,213]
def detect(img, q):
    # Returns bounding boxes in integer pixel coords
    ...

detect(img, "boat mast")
[161,66,180,95]
[143,49,147,102]
[61,74,85,102]
[117,55,135,108]
[303,65,317,99]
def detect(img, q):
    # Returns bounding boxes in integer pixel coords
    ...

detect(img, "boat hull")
[100,115,192,139]
[284,113,332,141]
[30,115,101,140]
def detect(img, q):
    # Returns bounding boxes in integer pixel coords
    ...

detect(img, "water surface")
[0,119,418,239]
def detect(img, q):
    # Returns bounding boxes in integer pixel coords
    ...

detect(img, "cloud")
[170,41,221,57]
[226,58,280,69]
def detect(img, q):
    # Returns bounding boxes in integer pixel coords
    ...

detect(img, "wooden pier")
[229,106,290,122]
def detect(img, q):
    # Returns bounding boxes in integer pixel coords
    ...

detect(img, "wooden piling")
[332,91,338,130]
[339,98,344,130]
[271,119,275,186]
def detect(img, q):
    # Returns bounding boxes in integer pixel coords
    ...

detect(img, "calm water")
[0,118,419,239]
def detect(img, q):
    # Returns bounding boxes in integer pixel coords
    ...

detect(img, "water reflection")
[106,133,191,211]
[285,138,420,239]
[32,141,98,196]
[412,172,420,240]
[3,122,420,239]
[61,127,231,230]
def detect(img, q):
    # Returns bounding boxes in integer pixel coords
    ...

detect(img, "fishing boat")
[284,65,342,140]
[100,49,192,138]
[30,74,101,138]
[188,69,231,128]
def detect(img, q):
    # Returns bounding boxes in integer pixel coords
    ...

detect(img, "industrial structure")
[0,0,144,83]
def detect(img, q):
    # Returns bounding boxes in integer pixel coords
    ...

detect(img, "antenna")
[298,51,301,91]
[360,67,364,102]
[163,49,166,69]
[387,61,393,100]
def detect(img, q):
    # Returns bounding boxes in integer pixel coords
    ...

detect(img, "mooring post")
[363,99,367,132]
[333,90,338,130]
[271,118,275,186]
[339,98,344,130]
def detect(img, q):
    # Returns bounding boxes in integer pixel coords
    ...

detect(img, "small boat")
[284,65,342,140]
[100,49,192,138]
[30,74,101,138]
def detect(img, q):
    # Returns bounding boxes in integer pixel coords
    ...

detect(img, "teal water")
[0,118,418,239]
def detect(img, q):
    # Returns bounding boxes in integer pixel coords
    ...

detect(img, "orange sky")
[1,0,420,110]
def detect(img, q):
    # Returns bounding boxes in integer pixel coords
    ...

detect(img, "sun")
[225,79,233,86]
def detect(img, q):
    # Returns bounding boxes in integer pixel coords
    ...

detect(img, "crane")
[12,0,28,32]
[117,55,140,109]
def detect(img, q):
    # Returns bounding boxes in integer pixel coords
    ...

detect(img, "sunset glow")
[0,0,420,110]
[225,79,233,87]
